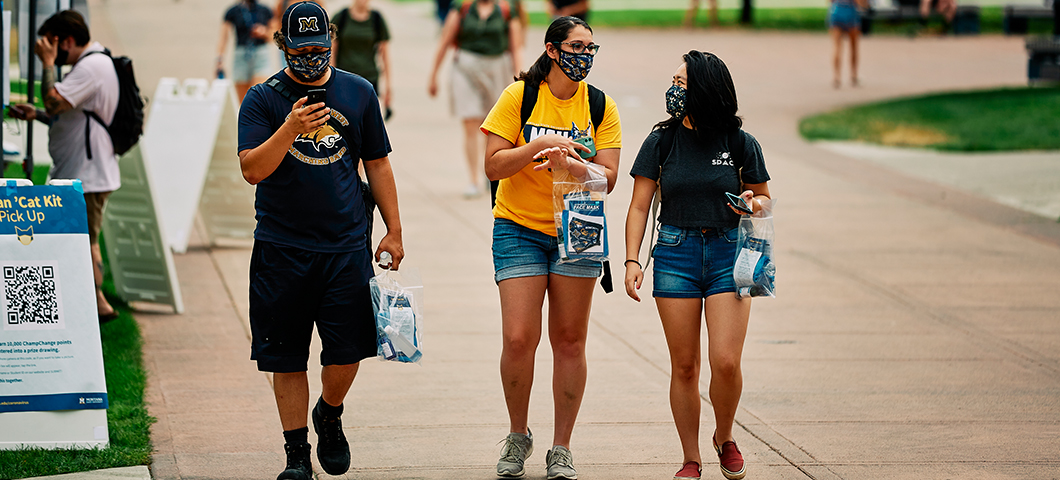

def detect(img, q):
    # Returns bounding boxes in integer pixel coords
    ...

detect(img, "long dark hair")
[515,16,593,85]
[655,51,742,140]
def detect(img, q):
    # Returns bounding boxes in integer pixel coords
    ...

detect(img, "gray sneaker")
[545,445,577,480]
[496,429,534,477]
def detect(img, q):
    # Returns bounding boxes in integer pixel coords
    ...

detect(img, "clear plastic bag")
[370,261,424,364]
[552,160,609,264]
[733,198,776,299]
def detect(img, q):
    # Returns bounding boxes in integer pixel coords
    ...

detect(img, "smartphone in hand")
[726,191,754,215]
[307,88,326,106]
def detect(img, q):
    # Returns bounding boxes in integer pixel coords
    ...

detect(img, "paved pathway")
[34,0,1060,479]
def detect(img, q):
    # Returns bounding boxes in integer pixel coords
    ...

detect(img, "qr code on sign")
[3,263,64,330]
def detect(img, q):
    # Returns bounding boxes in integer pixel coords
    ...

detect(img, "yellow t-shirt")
[480,80,622,236]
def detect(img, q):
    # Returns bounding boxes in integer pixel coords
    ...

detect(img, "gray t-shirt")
[630,126,769,229]
[50,42,120,193]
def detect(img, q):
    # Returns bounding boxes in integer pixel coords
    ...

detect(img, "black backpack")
[489,81,610,292]
[83,49,145,159]
[488,81,606,208]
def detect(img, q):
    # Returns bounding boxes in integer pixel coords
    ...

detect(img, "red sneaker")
[674,461,701,480]
[712,434,746,480]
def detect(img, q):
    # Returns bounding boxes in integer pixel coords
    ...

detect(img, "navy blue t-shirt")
[224,2,273,47]
[238,68,392,252]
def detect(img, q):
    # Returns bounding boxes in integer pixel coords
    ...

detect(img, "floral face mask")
[286,50,331,82]
[665,84,687,118]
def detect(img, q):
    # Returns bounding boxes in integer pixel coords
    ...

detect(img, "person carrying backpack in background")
[8,10,126,324]
[428,0,523,199]
[480,16,620,480]
[330,0,393,120]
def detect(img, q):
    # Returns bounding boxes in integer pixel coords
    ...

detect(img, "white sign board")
[141,78,255,253]
[101,144,184,313]
[0,179,109,449]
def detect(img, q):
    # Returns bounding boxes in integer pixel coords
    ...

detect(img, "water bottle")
[383,325,421,363]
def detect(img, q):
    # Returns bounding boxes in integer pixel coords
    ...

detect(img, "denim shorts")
[492,218,602,283]
[828,3,861,30]
[652,224,739,298]
[232,44,271,82]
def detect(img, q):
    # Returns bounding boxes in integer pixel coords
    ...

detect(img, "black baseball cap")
[282,1,331,50]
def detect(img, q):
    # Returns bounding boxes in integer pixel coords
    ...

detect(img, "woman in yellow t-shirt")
[480,15,621,480]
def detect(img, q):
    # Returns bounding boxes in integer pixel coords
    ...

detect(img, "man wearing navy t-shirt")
[237,3,404,479]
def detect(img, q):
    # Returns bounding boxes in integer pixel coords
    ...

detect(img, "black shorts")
[249,240,377,373]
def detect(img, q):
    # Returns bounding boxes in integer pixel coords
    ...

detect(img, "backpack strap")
[496,81,603,208]
[334,7,349,35]
[499,0,511,21]
[81,49,114,160]
[370,10,384,43]
[585,84,611,294]
[643,125,676,271]
[490,79,540,208]
[586,83,605,134]
[264,78,352,144]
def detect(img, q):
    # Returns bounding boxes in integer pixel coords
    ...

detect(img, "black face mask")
[55,48,69,66]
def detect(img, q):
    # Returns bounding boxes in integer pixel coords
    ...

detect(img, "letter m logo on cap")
[298,17,319,32]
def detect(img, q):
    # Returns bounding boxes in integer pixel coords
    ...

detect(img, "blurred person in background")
[684,0,719,27]
[545,0,589,21]
[828,0,867,88]
[624,50,770,480]
[436,0,453,24]
[428,0,523,199]
[920,0,957,28]
[8,11,121,323]
[218,0,273,100]
[330,0,393,119]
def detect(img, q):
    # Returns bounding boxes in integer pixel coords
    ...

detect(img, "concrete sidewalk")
[26,0,1060,478]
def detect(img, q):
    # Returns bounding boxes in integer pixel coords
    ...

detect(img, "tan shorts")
[85,191,111,245]
[450,50,511,120]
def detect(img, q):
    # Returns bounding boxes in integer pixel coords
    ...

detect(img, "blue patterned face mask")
[553,47,593,82]
[665,84,686,118]
[286,50,331,82]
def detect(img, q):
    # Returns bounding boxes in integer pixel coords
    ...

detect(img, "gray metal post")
[23,0,35,180]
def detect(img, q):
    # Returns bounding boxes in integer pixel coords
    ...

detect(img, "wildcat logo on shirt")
[287,111,350,165]
[295,124,341,152]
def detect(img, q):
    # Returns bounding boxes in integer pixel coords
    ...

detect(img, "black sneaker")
[276,442,312,480]
[312,398,350,475]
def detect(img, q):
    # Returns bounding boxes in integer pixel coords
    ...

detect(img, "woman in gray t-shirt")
[623,50,771,480]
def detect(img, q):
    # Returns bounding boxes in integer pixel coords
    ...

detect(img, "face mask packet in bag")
[733,198,776,299]
[552,161,609,264]
[369,265,424,363]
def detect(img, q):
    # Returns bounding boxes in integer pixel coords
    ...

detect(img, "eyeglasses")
[551,41,600,56]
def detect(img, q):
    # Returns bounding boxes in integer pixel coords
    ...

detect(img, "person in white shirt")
[9,10,121,323]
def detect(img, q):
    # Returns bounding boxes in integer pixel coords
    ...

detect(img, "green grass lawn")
[799,87,1060,151]
[391,0,1055,34]
[0,163,154,479]
[527,6,1055,34]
